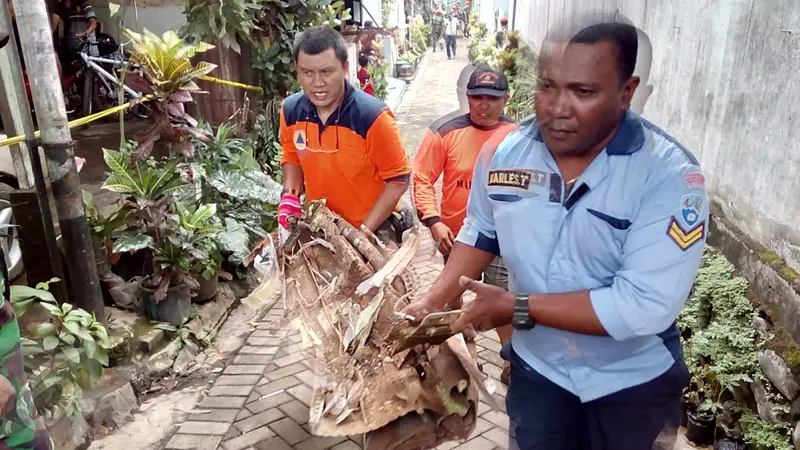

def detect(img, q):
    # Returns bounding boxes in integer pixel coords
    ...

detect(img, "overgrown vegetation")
[12,279,112,423]
[183,0,262,53]
[679,249,794,448]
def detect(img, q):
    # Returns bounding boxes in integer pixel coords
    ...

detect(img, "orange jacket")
[280,83,411,227]
[412,113,517,234]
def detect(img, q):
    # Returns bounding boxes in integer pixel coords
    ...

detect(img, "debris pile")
[279,202,492,449]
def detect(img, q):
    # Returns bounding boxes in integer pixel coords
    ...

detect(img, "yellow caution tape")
[0,95,154,148]
[0,75,261,148]
[198,75,264,94]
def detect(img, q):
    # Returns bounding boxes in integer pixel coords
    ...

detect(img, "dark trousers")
[445,35,457,57]
[502,344,687,450]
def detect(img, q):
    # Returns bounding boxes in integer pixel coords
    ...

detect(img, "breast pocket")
[576,207,631,276]
[337,142,371,179]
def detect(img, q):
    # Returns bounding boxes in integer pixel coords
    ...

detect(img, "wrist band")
[282,187,300,197]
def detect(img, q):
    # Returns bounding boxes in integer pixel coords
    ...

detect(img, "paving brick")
[288,333,302,344]
[254,376,301,397]
[482,410,510,431]
[237,409,253,421]
[481,362,504,381]
[468,417,494,438]
[273,352,306,368]
[287,383,313,406]
[477,402,492,416]
[478,349,505,368]
[247,337,284,346]
[224,426,241,440]
[224,364,268,375]
[209,385,254,397]
[268,417,312,445]
[216,375,261,386]
[437,441,461,450]
[279,399,310,425]
[477,338,502,353]
[165,434,222,450]
[294,369,315,386]
[254,436,294,450]
[189,408,241,423]
[234,408,285,434]
[294,436,347,450]
[251,329,288,338]
[222,426,276,450]
[482,427,510,449]
[234,354,275,365]
[177,421,230,435]
[198,396,247,409]
[331,441,361,450]
[264,362,307,381]
[239,345,280,355]
[453,436,496,450]
[246,391,294,414]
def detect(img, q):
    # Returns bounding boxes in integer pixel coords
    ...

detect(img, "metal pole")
[511,0,517,30]
[0,0,69,304]
[14,0,104,320]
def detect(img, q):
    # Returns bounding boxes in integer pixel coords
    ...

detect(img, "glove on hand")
[278,193,302,229]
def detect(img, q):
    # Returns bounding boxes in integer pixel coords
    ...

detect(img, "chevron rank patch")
[666,217,705,251]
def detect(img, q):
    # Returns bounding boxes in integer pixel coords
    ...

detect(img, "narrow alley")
[160,44,514,450]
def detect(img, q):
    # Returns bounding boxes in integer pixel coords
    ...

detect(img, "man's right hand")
[278,193,302,230]
[430,222,456,256]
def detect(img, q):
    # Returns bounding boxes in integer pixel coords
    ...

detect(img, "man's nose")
[548,90,571,118]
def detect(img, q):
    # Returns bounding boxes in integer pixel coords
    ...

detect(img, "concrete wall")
[90,0,185,40]
[515,0,800,273]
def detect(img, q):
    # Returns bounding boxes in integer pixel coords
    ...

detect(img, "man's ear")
[621,76,641,111]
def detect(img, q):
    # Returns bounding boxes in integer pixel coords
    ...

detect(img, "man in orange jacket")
[412,65,518,383]
[279,27,412,240]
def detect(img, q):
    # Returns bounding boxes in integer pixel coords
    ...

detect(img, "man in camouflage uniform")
[0,253,52,448]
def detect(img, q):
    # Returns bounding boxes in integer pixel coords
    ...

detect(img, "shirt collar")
[526,110,645,155]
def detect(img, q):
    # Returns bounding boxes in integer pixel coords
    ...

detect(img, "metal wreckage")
[266,201,499,450]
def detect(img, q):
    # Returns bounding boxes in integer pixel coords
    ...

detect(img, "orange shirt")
[280,83,411,227]
[412,113,518,234]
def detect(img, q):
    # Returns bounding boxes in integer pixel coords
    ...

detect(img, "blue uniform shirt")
[457,111,708,402]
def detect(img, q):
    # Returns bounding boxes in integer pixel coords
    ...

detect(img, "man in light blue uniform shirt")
[403,19,708,450]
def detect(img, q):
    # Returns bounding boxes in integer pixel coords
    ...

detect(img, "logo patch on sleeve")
[488,169,547,190]
[666,217,705,251]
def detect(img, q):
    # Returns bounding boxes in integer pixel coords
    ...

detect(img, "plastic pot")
[138,277,191,326]
[685,411,716,446]
[194,270,219,303]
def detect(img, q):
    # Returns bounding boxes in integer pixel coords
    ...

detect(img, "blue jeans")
[501,343,686,450]
[445,35,457,57]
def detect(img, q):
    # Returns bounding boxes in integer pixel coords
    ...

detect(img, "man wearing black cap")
[412,64,518,383]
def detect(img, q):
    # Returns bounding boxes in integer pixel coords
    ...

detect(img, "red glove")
[278,193,302,229]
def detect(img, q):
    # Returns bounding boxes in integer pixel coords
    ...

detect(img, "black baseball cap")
[466,65,509,97]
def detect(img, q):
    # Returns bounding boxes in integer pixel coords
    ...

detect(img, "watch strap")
[512,293,535,330]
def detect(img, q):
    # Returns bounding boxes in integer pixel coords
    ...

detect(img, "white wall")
[515,0,800,271]
[91,0,185,40]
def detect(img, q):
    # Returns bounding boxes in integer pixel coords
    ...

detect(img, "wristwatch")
[512,293,535,330]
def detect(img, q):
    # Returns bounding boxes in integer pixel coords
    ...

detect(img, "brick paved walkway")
[164,43,512,450]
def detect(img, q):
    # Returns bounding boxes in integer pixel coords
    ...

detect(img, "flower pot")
[138,277,192,327]
[686,411,716,446]
[714,436,747,450]
[194,271,219,303]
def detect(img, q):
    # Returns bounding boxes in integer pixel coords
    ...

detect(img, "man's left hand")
[452,276,515,333]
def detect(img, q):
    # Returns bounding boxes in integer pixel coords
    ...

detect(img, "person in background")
[278,27,411,241]
[357,54,375,96]
[7,0,62,75]
[412,65,518,384]
[403,18,705,449]
[443,12,459,59]
[58,0,98,62]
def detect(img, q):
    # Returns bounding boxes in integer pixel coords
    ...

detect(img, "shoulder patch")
[666,217,705,251]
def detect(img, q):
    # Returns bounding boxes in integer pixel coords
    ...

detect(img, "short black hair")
[293,26,348,64]
[570,22,638,81]
[358,54,369,68]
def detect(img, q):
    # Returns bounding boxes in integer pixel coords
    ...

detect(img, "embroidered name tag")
[488,169,547,190]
